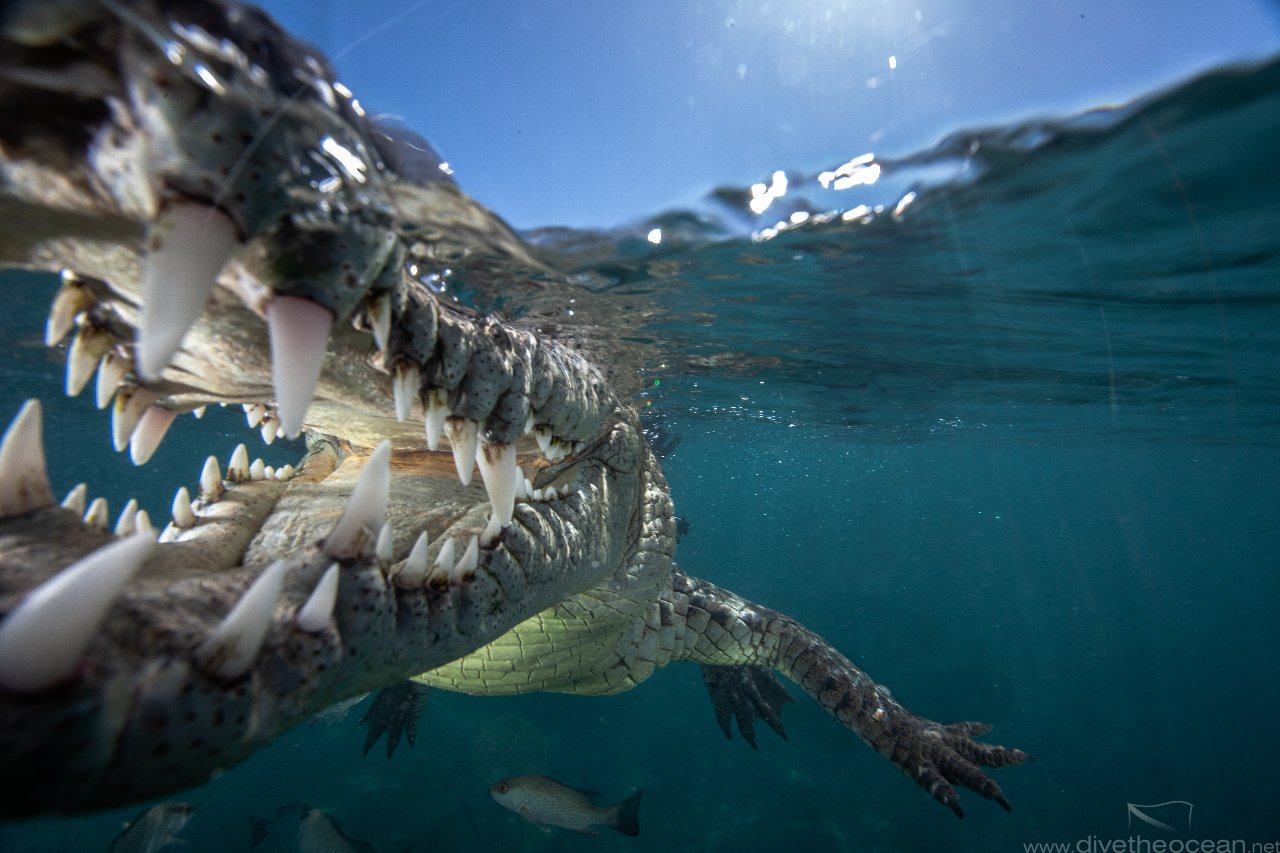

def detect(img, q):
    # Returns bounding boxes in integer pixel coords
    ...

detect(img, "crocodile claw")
[702,664,795,749]
[358,681,432,759]
[881,715,1029,818]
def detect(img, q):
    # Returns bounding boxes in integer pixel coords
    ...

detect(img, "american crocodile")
[0,0,1028,822]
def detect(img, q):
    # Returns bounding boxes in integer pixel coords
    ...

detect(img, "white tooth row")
[0,400,327,689]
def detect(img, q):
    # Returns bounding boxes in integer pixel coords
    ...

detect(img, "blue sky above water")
[258,0,1280,230]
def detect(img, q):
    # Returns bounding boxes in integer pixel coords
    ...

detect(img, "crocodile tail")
[606,790,643,836]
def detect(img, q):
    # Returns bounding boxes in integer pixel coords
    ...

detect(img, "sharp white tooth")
[134,510,155,538]
[249,458,265,480]
[296,562,339,633]
[424,389,447,451]
[475,441,517,530]
[45,274,92,347]
[368,293,391,353]
[227,444,250,482]
[276,464,294,481]
[325,440,390,559]
[259,417,277,445]
[396,531,430,587]
[275,425,286,439]
[432,536,455,579]
[61,483,88,515]
[195,558,287,679]
[263,465,275,480]
[266,296,333,439]
[533,426,552,455]
[84,497,109,530]
[94,351,129,410]
[246,404,267,429]
[522,477,533,499]
[138,203,238,380]
[480,513,502,547]
[451,536,478,581]
[531,488,544,501]
[446,418,478,486]
[113,498,138,536]
[393,362,419,422]
[111,386,155,453]
[0,533,156,692]
[129,406,177,465]
[524,413,535,434]
[67,324,111,397]
[199,455,224,500]
[192,405,207,419]
[172,486,195,529]
[0,400,54,516]
[375,522,394,565]
[544,485,558,501]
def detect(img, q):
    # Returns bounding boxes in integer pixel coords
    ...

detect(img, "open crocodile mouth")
[0,0,662,816]
[1,0,1029,825]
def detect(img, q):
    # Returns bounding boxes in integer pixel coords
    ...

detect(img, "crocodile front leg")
[670,574,1028,818]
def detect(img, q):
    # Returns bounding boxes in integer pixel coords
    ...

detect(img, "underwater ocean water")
[2,45,1280,853]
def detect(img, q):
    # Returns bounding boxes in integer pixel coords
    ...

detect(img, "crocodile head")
[0,0,674,818]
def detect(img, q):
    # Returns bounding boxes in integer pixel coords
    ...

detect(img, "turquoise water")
[3,56,1280,851]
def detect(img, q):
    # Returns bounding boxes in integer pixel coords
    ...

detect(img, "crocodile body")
[0,0,1026,822]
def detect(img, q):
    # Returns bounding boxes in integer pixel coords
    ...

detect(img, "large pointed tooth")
[451,536,478,581]
[45,273,93,347]
[111,386,155,452]
[392,362,419,422]
[375,522,394,565]
[396,531,430,587]
[192,405,207,419]
[137,203,238,380]
[113,498,138,537]
[84,497,109,530]
[199,456,224,500]
[129,407,177,465]
[227,443,250,482]
[249,458,265,481]
[445,418,478,486]
[259,417,277,445]
[480,513,502,548]
[61,483,88,515]
[424,389,447,451]
[476,441,517,529]
[0,532,156,692]
[533,425,552,455]
[134,510,155,538]
[195,558,287,680]
[432,537,456,578]
[94,351,130,410]
[245,403,267,429]
[0,400,54,516]
[367,293,391,353]
[325,440,390,559]
[67,324,111,397]
[172,486,195,529]
[296,563,339,633]
[266,296,333,439]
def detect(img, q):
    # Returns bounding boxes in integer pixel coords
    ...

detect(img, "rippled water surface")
[3,55,1279,853]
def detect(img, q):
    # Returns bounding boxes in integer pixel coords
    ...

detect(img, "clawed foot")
[358,681,432,758]
[701,664,795,749]
[882,716,1029,818]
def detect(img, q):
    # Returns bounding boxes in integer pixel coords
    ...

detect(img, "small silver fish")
[490,775,642,837]
[296,808,374,853]
[108,802,193,853]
